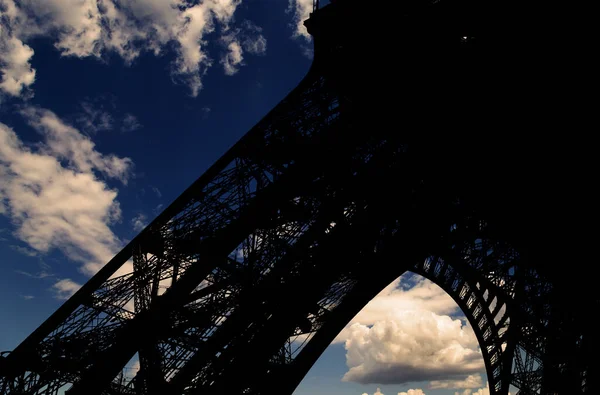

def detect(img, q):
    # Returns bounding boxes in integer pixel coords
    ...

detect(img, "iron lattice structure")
[0,0,596,394]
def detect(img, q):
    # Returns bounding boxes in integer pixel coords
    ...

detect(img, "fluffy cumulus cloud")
[334,274,460,343]
[342,311,484,384]
[361,389,426,395]
[339,274,485,386]
[0,108,132,296]
[430,374,483,389]
[398,390,426,395]
[0,1,36,96]
[0,0,267,97]
[454,382,510,395]
[361,388,385,395]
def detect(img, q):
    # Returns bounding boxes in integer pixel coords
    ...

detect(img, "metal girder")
[1,0,595,394]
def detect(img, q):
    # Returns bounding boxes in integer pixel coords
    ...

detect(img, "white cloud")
[20,107,132,183]
[0,109,131,287]
[398,390,426,395]
[0,0,265,98]
[221,38,243,75]
[339,274,484,385]
[287,0,313,40]
[129,359,140,377]
[362,388,385,395]
[131,213,147,232]
[342,310,484,384]
[454,382,509,395]
[21,294,34,300]
[172,3,212,96]
[430,374,483,389]
[53,278,82,300]
[219,21,266,76]
[169,0,247,95]
[0,35,36,96]
[43,0,104,58]
[334,274,460,343]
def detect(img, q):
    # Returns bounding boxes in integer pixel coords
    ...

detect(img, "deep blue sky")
[0,1,492,394]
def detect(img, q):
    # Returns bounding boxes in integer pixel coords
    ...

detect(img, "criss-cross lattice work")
[0,0,596,394]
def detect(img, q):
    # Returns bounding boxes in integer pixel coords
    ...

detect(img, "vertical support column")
[132,243,165,395]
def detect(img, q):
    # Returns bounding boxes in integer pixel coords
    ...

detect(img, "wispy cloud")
[74,97,142,135]
[240,22,267,55]
[20,107,133,183]
[76,100,114,134]
[20,294,35,300]
[14,259,55,279]
[10,244,38,257]
[131,213,147,232]
[121,113,142,132]
[15,269,54,279]
[221,38,244,76]
[152,204,164,215]
[220,21,267,76]
[151,186,162,198]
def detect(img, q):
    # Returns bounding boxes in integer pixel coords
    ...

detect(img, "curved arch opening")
[293,272,518,395]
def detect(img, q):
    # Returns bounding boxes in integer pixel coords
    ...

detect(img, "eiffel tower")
[0,0,595,394]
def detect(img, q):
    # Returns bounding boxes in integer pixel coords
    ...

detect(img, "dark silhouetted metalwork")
[0,0,595,394]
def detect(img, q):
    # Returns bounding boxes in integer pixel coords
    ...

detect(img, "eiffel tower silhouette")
[0,0,596,394]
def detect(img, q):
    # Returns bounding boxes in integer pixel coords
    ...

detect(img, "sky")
[0,1,495,394]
